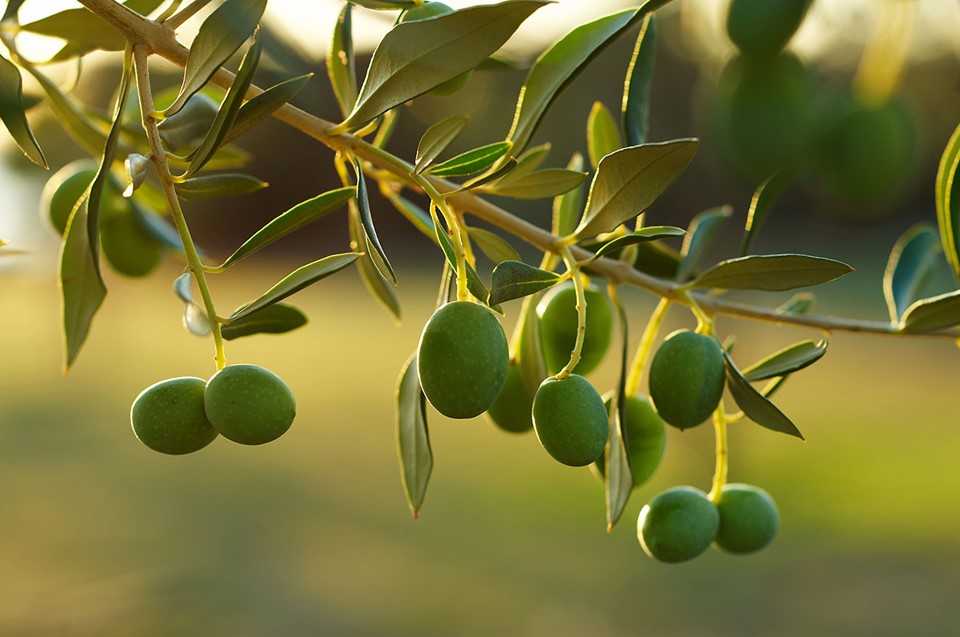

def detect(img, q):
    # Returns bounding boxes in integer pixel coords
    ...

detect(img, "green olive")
[99,204,166,277]
[130,376,218,455]
[537,284,613,376]
[40,160,98,236]
[417,300,509,419]
[638,486,720,563]
[648,330,725,430]
[726,0,812,56]
[204,364,296,445]
[594,394,665,488]
[713,483,779,554]
[532,374,608,467]
[484,362,534,433]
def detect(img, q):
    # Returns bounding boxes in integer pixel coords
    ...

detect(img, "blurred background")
[2,0,960,635]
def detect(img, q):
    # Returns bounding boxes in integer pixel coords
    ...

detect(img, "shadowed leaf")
[482,168,586,200]
[606,296,633,530]
[327,4,357,118]
[741,169,792,257]
[676,206,732,282]
[592,225,684,260]
[349,200,401,321]
[724,352,804,439]
[884,224,940,323]
[396,352,433,518]
[222,303,307,340]
[622,15,655,146]
[427,141,511,177]
[415,115,469,174]
[0,54,45,167]
[488,260,562,306]
[469,227,520,264]
[686,254,854,292]
[175,173,267,200]
[587,101,622,170]
[742,340,827,382]
[899,290,960,334]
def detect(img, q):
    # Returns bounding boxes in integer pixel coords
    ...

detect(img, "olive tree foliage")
[1,0,959,562]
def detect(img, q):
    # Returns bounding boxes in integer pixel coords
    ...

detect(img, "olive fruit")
[594,394,665,488]
[40,160,98,236]
[638,486,720,563]
[397,2,472,97]
[726,0,812,56]
[131,377,218,455]
[484,362,534,433]
[537,284,613,376]
[713,483,779,554]
[204,364,296,445]
[417,301,509,419]
[648,330,725,430]
[100,205,165,277]
[532,374,608,467]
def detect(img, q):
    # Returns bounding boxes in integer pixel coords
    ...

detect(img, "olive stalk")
[707,406,729,503]
[624,296,670,397]
[555,245,586,380]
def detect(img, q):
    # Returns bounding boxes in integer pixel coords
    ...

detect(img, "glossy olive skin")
[726,0,812,56]
[532,374,608,467]
[100,205,166,277]
[417,301,509,419]
[537,284,613,376]
[713,483,779,554]
[131,376,218,455]
[594,394,665,488]
[638,486,720,563]
[204,364,296,445]
[649,330,726,430]
[41,160,98,236]
[484,362,534,433]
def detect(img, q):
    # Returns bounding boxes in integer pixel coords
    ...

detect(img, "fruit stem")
[555,245,585,380]
[132,46,226,371]
[625,296,671,397]
[417,177,470,302]
[707,406,729,503]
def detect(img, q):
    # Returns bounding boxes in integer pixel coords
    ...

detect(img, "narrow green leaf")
[186,31,262,177]
[587,101,622,170]
[0,54,46,167]
[724,352,804,440]
[935,121,960,281]
[164,0,267,117]
[776,293,814,315]
[488,260,562,306]
[426,141,511,177]
[388,194,435,239]
[592,225,685,260]
[469,226,520,264]
[352,0,419,9]
[349,200,401,321]
[552,153,586,236]
[686,254,854,292]
[341,1,547,130]
[175,173,267,200]
[414,115,469,174]
[574,140,698,239]
[20,1,164,57]
[219,186,355,269]
[676,206,732,282]
[507,8,648,152]
[2,0,27,22]
[459,157,519,191]
[742,340,827,382]
[898,290,960,334]
[633,241,681,278]
[353,159,397,285]
[740,169,792,257]
[482,168,586,200]
[884,223,940,323]
[396,352,433,519]
[606,297,633,530]
[25,66,105,155]
[622,15,655,147]
[509,143,552,180]
[327,3,357,118]
[429,205,494,309]
[230,252,360,320]
[222,303,307,340]
[372,108,400,149]
[223,74,312,145]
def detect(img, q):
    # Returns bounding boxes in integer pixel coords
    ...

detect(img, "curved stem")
[624,297,670,397]
[417,177,469,302]
[707,406,729,503]
[555,245,586,380]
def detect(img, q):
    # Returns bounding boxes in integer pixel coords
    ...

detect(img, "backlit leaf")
[25,66,105,155]
[396,352,433,519]
[606,297,633,530]
[459,157,519,191]
[469,227,520,265]
[349,200,401,321]
[19,0,164,54]
[488,260,562,306]
[776,293,814,315]
[327,3,357,118]
[935,121,960,281]
[552,153,586,236]
[509,143,551,180]
[592,225,684,260]
[883,223,940,323]
[676,206,732,282]
[222,303,307,340]
[223,74,312,145]
[742,340,827,382]
[352,0,419,9]
[622,15,655,146]
[426,141,511,177]
[0,54,45,167]
[724,352,803,439]
[415,115,469,174]
[686,254,854,292]
[587,101,622,170]
[353,158,397,285]
[482,168,586,200]
[175,173,268,200]
[740,169,792,257]
[898,290,960,334]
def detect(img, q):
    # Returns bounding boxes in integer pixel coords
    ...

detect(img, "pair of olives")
[638,484,779,562]
[131,364,296,454]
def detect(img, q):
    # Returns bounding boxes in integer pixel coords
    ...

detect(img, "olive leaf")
[723,352,804,439]
[516,291,547,395]
[776,293,814,315]
[353,158,397,285]
[349,200,401,321]
[373,108,400,149]
[0,54,46,167]
[935,120,960,281]
[587,101,622,170]
[222,74,312,145]
[351,0,419,9]
[898,290,960,334]
[622,14,656,147]
[326,3,357,118]
[740,169,792,257]
[428,204,495,309]
[574,140,698,239]
[684,254,854,292]
[222,303,307,340]
[741,339,827,382]
[24,65,105,155]
[175,173,268,200]
[606,297,633,531]
[591,225,685,260]
[396,352,433,519]
[509,143,552,180]
[458,158,519,191]
[552,153,586,237]
[217,186,355,270]
[883,223,940,323]
[468,227,520,265]
[414,115,469,174]
[676,206,732,282]
[229,252,360,321]
[488,261,562,306]
[164,0,267,117]
[480,168,586,200]
[339,1,547,131]
[426,141,511,178]
[173,273,214,336]
[19,0,164,55]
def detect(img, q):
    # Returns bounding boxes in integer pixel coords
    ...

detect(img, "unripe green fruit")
[484,362,534,433]
[649,330,726,430]
[594,394,665,488]
[537,284,613,376]
[130,376,218,455]
[638,486,720,563]
[204,364,296,445]
[397,2,472,97]
[40,160,98,236]
[417,301,509,419]
[532,374,608,467]
[100,206,165,277]
[713,483,779,554]
[726,0,812,56]
[157,92,220,151]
